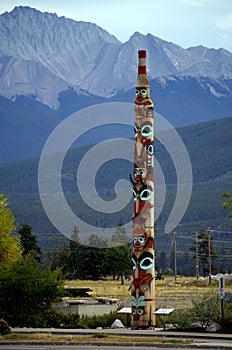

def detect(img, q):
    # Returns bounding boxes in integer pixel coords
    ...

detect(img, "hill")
[0,95,60,162]
[0,116,231,242]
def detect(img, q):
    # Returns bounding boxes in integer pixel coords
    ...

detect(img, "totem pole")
[131,50,155,328]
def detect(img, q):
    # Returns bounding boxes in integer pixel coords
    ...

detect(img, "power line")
[212,239,232,244]
[210,230,232,234]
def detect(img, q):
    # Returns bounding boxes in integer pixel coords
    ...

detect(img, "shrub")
[43,308,65,328]
[61,313,81,328]
[222,303,232,332]
[42,309,128,329]
[0,319,11,335]
[78,310,127,329]
[0,255,64,327]
[165,308,192,330]
[190,291,220,328]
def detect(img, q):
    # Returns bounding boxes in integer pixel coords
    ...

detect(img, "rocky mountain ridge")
[0,6,232,109]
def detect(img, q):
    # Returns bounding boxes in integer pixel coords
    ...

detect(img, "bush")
[190,291,220,328]
[222,303,232,332]
[78,310,128,329]
[0,319,11,335]
[43,308,65,328]
[61,313,81,328]
[165,308,192,330]
[161,293,232,332]
[42,309,128,329]
[0,255,65,327]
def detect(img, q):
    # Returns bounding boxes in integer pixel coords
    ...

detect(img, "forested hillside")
[0,116,231,275]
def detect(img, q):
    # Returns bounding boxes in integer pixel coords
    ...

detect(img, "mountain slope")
[1,74,232,163]
[0,6,120,108]
[0,95,60,162]
[1,6,232,163]
[110,75,232,127]
[0,6,232,108]
[0,117,231,236]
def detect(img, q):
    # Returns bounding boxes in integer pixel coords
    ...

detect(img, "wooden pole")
[131,50,155,329]
[195,232,199,279]
[174,233,177,283]
[207,228,211,285]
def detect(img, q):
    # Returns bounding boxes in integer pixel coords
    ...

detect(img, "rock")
[111,319,124,329]
[189,322,202,330]
[206,323,222,332]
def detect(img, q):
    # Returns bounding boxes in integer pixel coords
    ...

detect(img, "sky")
[1,0,232,52]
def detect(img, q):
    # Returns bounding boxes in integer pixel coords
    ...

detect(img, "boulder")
[206,323,222,332]
[189,322,202,330]
[111,319,124,329]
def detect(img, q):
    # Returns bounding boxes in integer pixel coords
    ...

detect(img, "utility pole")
[207,228,211,285]
[195,232,199,279]
[174,232,177,283]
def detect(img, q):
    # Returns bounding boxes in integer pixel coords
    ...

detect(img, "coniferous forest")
[0,116,231,276]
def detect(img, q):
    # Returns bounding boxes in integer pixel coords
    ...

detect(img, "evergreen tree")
[45,233,70,276]
[103,226,132,284]
[67,227,107,280]
[18,224,42,262]
[80,245,105,280]
[189,230,218,277]
[104,243,132,284]
[68,225,82,279]
[43,232,70,276]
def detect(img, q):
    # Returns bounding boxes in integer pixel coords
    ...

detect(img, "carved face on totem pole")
[131,249,155,323]
[135,87,153,107]
[134,108,154,175]
[133,230,154,251]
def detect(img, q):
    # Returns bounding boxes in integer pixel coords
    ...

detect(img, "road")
[0,347,216,350]
[0,346,185,350]
[2,329,232,349]
[1,342,232,350]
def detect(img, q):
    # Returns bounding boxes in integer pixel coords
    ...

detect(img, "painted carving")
[131,50,155,328]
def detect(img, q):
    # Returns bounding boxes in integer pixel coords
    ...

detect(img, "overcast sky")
[1,0,232,52]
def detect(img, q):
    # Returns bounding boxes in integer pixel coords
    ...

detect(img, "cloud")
[216,12,232,32]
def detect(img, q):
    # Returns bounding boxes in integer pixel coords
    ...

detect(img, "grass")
[0,333,192,344]
[65,278,131,299]
[65,276,232,309]
[1,275,231,342]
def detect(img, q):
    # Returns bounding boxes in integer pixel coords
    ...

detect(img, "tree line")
[0,191,231,328]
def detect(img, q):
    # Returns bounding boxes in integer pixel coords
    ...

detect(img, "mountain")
[0,6,232,163]
[112,75,232,127]
[0,6,120,108]
[1,6,232,109]
[1,74,232,163]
